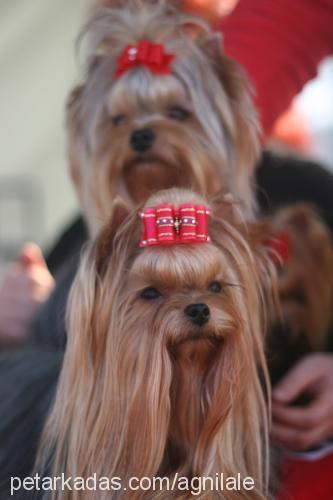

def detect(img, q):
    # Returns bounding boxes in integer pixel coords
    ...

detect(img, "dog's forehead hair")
[129,243,224,289]
[107,69,189,114]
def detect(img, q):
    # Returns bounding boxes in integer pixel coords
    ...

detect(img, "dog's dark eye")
[140,287,162,300]
[167,106,191,121]
[208,281,222,293]
[112,114,125,126]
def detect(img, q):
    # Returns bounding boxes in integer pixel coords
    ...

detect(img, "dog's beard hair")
[36,189,270,500]
[68,2,259,236]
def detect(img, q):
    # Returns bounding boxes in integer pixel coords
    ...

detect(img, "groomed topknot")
[77,0,210,66]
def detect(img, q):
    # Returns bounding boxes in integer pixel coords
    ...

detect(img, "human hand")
[271,353,333,451]
[0,243,54,346]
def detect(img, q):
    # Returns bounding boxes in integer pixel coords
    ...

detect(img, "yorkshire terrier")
[67,0,259,236]
[36,188,271,499]
[264,204,333,386]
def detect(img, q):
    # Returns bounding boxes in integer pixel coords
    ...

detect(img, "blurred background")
[0,0,332,274]
[0,0,90,274]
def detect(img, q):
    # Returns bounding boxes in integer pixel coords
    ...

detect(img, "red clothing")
[278,453,333,500]
[220,0,333,136]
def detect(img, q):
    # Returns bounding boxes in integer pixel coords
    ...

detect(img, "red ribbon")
[115,40,175,78]
[139,203,211,248]
[265,232,292,266]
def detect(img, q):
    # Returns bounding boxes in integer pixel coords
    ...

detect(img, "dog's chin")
[171,329,224,348]
[169,331,224,368]
[123,155,172,171]
[122,155,192,203]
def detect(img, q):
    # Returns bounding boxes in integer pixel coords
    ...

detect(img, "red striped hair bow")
[115,40,175,78]
[139,203,211,248]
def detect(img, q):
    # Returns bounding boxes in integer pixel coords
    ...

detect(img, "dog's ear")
[66,85,85,191]
[211,194,274,258]
[199,33,253,107]
[212,33,258,115]
[210,192,244,226]
[199,33,259,200]
[65,53,105,190]
[277,203,317,235]
[177,16,209,41]
[95,197,131,273]
[181,0,221,24]
[66,85,84,127]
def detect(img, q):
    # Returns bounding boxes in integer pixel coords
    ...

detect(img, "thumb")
[273,356,319,404]
[18,243,47,269]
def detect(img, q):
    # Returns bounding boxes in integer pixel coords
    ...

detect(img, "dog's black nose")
[130,128,155,152]
[185,303,210,326]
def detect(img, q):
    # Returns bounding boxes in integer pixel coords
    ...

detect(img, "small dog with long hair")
[264,204,333,386]
[36,188,271,499]
[68,0,259,235]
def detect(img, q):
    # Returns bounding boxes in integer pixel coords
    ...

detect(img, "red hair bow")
[139,203,211,248]
[265,232,292,266]
[115,40,175,78]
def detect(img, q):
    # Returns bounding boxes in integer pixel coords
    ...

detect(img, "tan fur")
[67,0,259,236]
[36,188,271,499]
[267,203,333,352]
